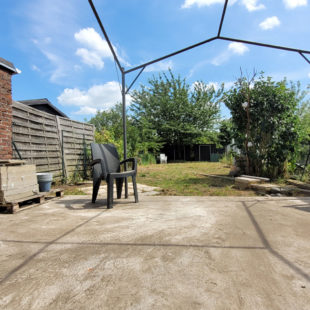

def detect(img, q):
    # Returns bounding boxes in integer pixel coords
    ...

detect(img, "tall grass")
[140,153,157,165]
[219,152,234,166]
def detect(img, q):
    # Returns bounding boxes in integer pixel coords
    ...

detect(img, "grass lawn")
[137,162,257,196]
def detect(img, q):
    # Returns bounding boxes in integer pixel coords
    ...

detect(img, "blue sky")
[1,0,310,121]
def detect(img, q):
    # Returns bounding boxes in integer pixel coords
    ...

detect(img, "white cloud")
[212,42,249,65]
[228,42,249,55]
[38,49,67,83]
[76,48,105,69]
[31,65,40,72]
[74,27,130,69]
[23,0,81,84]
[181,0,224,9]
[73,106,98,115]
[224,81,235,89]
[73,64,82,72]
[206,82,221,90]
[74,27,113,59]
[74,27,111,70]
[191,81,234,92]
[241,0,265,11]
[211,53,230,66]
[210,81,234,90]
[181,0,263,10]
[308,72,310,78]
[283,0,307,9]
[144,60,173,72]
[259,16,281,30]
[31,40,68,83]
[57,81,132,115]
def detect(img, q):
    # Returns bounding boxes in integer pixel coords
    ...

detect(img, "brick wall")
[0,67,13,159]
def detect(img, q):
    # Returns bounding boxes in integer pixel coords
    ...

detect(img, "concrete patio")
[0,194,310,309]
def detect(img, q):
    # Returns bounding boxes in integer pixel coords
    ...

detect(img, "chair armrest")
[120,157,137,171]
[90,158,101,166]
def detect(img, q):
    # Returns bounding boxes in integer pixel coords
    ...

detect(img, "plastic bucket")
[37,173,53,192]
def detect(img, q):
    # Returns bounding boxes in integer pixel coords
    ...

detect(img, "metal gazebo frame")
[88,0,310,194]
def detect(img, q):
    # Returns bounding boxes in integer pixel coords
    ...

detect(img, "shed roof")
[18,98,68,118]
[0,57,18,74]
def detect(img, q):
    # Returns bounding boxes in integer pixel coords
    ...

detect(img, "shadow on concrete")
[281,197,310,213]
[55,198,135,211]
[0,239,265,250]
[0,208,108,285]
[283,205,310,213]
[1,198,309,286]
[242,201,310,283]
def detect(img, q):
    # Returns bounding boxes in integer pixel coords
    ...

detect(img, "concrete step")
[287,179,310,191]
[235,177,263,190]
[240,175,270,182]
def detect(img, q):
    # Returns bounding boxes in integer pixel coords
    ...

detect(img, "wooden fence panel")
[58,116,94,179]
[12,101,94,181]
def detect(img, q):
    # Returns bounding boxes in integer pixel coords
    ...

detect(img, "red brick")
[0,65,14,160]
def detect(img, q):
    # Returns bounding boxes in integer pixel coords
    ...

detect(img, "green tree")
[89,104,123,155]
[223,74,300,179]
[89,103,161,158]
[297,96,310,166]
[218,119,233,148]
[131,70,222,149]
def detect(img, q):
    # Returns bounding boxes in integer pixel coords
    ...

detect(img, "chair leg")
[107,176,114,209]
[132,175,139,203]
[92,178,101,203]
[125,177,128,198]
[116,178,124,199]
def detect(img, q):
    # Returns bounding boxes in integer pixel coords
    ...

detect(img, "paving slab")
[80,183,160,196]
[235,177,263,189]
[0,195,310,309]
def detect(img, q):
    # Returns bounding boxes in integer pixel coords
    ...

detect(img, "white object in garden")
[159,154,167,164]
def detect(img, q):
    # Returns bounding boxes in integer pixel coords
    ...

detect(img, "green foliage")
[303,164,310,182]
[89,71,223,162]
[90,104,123,154]
[90,103,162,158]
[296,85,310,164]
[131,70,222,147]
[223,73,300,179]
[94,128,123,155]
[64,188,87,195]
[218,119,233,147]
[68,170,83,185]
[140,153,157,165]
[220,152,234,165]
[137,162,256,196]
[299,100,310,142]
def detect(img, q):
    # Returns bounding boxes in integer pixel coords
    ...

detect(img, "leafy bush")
[140,153,157,165]
[220,152,234,166]
[223,73,300,179]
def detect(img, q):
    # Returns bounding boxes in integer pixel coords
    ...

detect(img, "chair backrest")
[91,143,120,179]
[159,154,166,160]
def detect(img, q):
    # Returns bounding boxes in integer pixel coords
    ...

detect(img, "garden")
[84,70,310,195]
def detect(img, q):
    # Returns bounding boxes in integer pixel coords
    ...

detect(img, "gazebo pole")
[122,70,128,198]
[88,0,310,198]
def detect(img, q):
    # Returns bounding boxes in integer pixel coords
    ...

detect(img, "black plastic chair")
[90,143,138,209]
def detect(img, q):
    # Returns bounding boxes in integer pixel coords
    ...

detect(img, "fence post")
[83,134,87,180]
[56,116,67,182]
